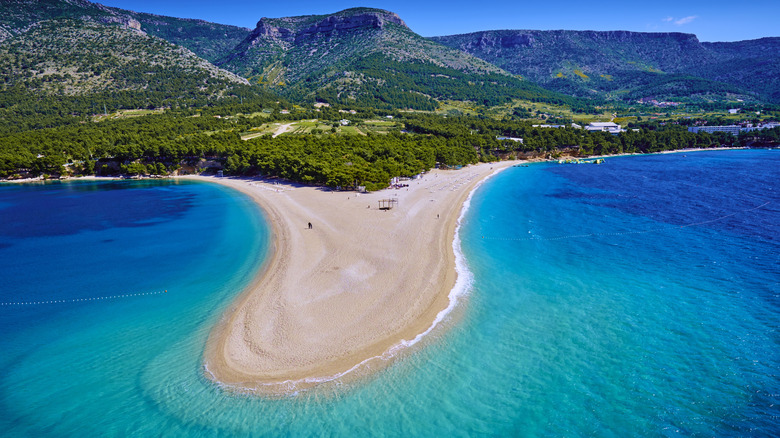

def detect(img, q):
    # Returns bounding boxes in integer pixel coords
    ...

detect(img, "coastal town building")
[688,125,742,135]
[687,123,779,135]
[585,122,624,134]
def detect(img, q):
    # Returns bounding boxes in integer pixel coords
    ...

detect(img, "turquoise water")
[458,150,779,436]
[1,150,778,436]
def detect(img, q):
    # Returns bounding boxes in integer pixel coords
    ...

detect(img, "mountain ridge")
[2,1,778,111]
[215,7,506,81]
[431,29,780,103]
[210,7,578,110]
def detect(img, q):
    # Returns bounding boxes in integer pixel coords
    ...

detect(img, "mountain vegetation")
[215,8,503,83]
[0,18,247,96]
[0,0,277,133]
[0,0,778,188]
[123,12,250,63]
[1,0,134,38]
[213,8,584,110]
[0,0,250,62]
[431,30,780,103]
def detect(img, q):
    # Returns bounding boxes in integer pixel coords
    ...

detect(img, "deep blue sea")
[1,150,778,436]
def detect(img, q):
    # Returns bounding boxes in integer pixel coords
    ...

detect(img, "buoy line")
[481,201,771,242]
[0,290,168,307]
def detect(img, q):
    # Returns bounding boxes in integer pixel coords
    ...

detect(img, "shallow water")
[1,150,778,436]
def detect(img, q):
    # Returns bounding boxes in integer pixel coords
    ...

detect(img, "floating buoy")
[0,290,170,307]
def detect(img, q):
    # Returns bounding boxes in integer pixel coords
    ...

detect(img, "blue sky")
[97,0,778,42]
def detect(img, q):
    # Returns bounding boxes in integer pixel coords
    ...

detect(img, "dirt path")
[272,123,294,138]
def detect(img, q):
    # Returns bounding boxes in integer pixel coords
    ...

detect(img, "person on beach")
[308,222,312,229]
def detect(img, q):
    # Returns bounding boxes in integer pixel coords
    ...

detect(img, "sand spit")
[191,161,516,395]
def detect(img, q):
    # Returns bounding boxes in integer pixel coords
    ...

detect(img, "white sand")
[194,161,516,394]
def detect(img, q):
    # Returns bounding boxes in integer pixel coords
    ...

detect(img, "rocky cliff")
[214,7,511,104]
[246,9,407,46]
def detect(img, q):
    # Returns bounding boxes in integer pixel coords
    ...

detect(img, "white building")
[585,122,624,134]
[687,125,741,135]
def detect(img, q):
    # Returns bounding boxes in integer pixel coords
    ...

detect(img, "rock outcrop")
[249,9,407,45]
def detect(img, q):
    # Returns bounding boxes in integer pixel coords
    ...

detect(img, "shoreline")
[190,161,516,395]
[194,147,743,395]
[593,146,747,160]
[0,147,752,395]
[518,146,748,164]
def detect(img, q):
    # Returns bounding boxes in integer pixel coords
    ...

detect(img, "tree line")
[2,108,776,189]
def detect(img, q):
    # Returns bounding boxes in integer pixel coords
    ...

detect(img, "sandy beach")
[193,161,516,394]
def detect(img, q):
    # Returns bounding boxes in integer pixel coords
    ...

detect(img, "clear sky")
[96,0,778,42]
